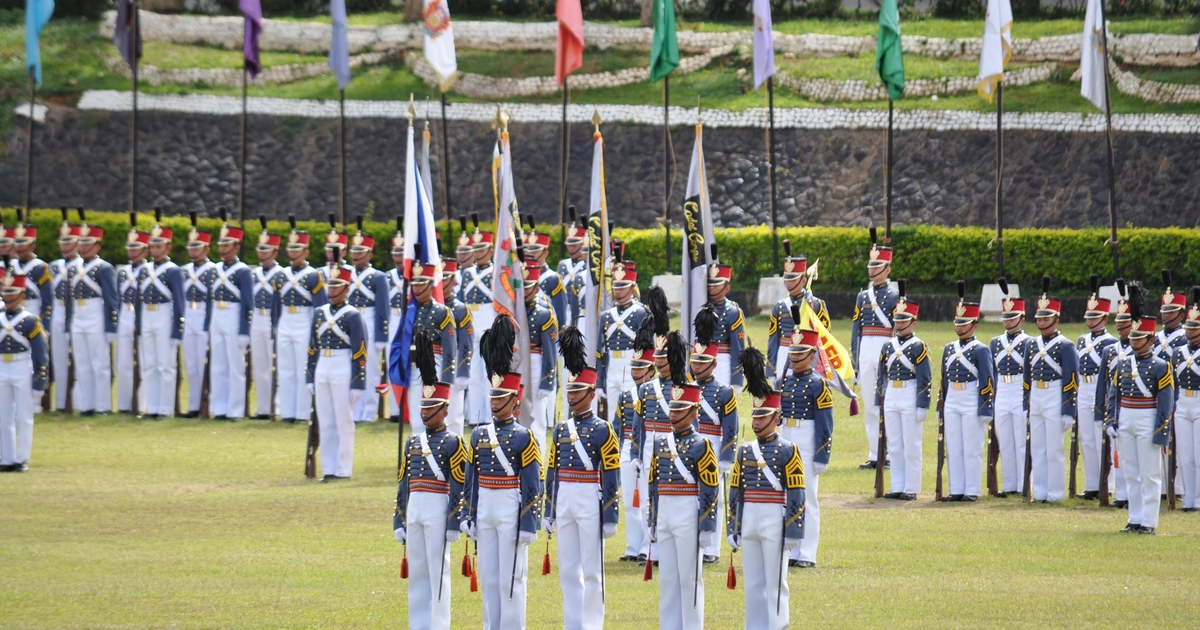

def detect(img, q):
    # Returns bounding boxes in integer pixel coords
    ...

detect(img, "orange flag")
[555,0,583,86]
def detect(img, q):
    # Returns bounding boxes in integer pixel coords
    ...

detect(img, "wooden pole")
[884,99,893,243]
[559,77,569,261]
[24,69,35,212]
[1098,4,1120,280]
[239,67,248,223]
[995,83,1005,278]
[130,6,140,216]
[339,88,346,226]
[767,76,779,275]
[663,76,671,271]
[440,92,453,256]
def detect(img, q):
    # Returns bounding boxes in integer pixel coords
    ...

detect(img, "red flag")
[555,0,583,86]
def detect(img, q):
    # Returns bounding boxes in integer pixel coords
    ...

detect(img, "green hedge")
[8,210,1197,296]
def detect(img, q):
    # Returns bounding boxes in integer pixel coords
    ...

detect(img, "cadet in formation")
[989,282,1029,497]
[250,220,282,419]
[596,261,646,427]
[345,222,389,423]
[1076,277,1117,500]
[937,290,994,502]
[729,347,806,629]
[1096,282,1138,507]
[877,288,931,501]
[394,376,467,630]
[1023,280,1079,503]
[851,231,898,470]
[522,263,559,451]
[137,218,186,419]
[49,212,79,412]
[688,336,738,563]
[68,219,117,416]
[544,326,620,630]
[400,260,456,435]
[766,243,828,380]
[273,221,326,424]
[439,258,473,436]
[306,262,367,481]
[461,219,496,427]
[206,218,253,421]
[116,222,148,414]
[1171,292,1200,511]
[557,217,588,325]
[0,268,49,472]
[703,256,746,387]
[181,216,215,417]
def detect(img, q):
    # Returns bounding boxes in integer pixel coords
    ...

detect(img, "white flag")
[1080,0,1109,113]
[402,122,440,284]
[492,132,535,430]
[977,0,1012,102]
[752,0,774,89]
[423,0,457,89]
[679,123,715,346]
[582,129,610,367]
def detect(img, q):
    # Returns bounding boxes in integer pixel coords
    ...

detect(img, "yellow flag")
[799,299,856,399]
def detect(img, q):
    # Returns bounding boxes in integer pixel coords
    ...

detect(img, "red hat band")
[1035,296,1061,316]
[420,382,452,407]
[1085,297,1111,316]
[752,392,782,415]
[287,231,310,247]
[632,348,656,367]
[12,225,35,243]
[149,225,173,243]
[1162,291,1187,312]
[567,367,598,390]
[218,225,244,243]
[472,232,494,248]
[257,232,281,248]
[78,225,104,242]
[523,264,542,286]
[783,257,807,277]
[351,234,375,251]
[613,263,637,287]
[187,229,212,246]
[790,328,820,352]
[708,264,732,285]
[691,342,719,361]
[868,246,893,266]
[668,383,702,410]
[894,300,919,321]
[955,302,981,322]
[441,259,458,274]
[1131,318,1157,338]
[126,230,150,247]
[490,372,523,399]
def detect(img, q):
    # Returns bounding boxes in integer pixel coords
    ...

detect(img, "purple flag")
[752,0,774,89]
[240,0,263,78]
[113,0,141,68]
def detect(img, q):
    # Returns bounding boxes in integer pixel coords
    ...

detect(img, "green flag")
[650,0,679,82]
[876,0,905,101]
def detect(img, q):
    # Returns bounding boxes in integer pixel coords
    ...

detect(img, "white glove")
[445,529,460,543]
[698,530,716,550]
[542,518,555,534]
[32,390,45,407]
[813,461,828,476]
[650,529,657,543]
[1062,415,1075,432]
[784,537,800,551]
[727,534,740,550]
[454,376,469,391]
[106,333,117,344]
[603,523,616,539]
[306,383,315,396]
[1106,425,1119,439]
[719,460,732,476]
[460,521,477,540]
[597,389,607,400]
[631,458,643,474]
[518,530,537,547]
[238,335,250,350]
[394,527,406,543]
[350,389,364,406]
[916,408,928,423]
[980,416,993,429]
[375,342,387,353]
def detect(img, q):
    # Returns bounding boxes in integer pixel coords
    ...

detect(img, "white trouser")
[555,480,605,630]
[1119,407,1163,528]
[353,307,379,422]
[388,308,403,416]
[740,502,789,630]
[276,310,313,421]
[315,350,355,478]
[467,305,496,426]
[51,306,73,410]
[250,311,274,417]
[209,307,246,419]
[603,356,632,426]
[70,299,112,413]
[446,386,465,438]
[1112,428,1128,501]
[1029,381,1066,501]
[1177,392,1200,509]
[655,494,704,630]
[0,354,34,466]
[183,304,208,413]
[1077,379,1102,493]
[784,420,821,563]
[883,384,922,495]
[639,433,660,559]
[620,438,645,557]
[857,336,890,461]
[944,385,985,497]
[116,306,143,412]
[527,353,549,453]
[407,491,452,630]
[139,307,178,417]
[714,352,731,388]
[408,355,445,438]
[994,380,1027,493]
[700,433,724,558]
[477,486,527,630]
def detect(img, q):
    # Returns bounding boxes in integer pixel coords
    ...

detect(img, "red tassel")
[542,538,552,575]
[469,558,479,592]
[850,398,860,416]
[400,547,409,579]
[462,541,472,577]
[643,556,654,581]
[632,485,641,508]
[726,555,737,590]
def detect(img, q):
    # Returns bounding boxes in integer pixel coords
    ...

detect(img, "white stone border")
[66,90,1200,134]
[775,63,1057,101]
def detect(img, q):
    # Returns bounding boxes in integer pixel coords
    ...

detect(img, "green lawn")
[777,54,1032,81]
[457,47,647,78]
[141,41,321,70]
[1129,65,1200,86]
[3,317,1199,626]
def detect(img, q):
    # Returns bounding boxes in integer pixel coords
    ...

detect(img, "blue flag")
[329,0,351,90]
[25,0,55,85]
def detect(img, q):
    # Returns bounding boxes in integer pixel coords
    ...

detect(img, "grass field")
[3,316,1199,627]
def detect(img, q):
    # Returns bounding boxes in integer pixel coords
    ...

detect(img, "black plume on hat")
[155,207,163,223]
[414,327,439,387]
[694,303,718,346]
[289,214,297,229]
[61,207,69,222]
[740,347,772,400]
[645,285,670,337]
[218,207,228,223]
[259,216,268,230]
[783,239,792,258]
[956,279,966,300]
[869,226,877,245]
[328,213,336,229]
[1127,281,1146,320]
[666,331,689,385]
[470,212,480,229]
[634,313,657,353]
[1117,278,1126,298]
[898,278,906,299]
[189,211,198,227]
[1042,275,1051,295]
[568,205,576,223]
[1162,269,1173,291]
[998,276,1009,296]
[1090,274,1100,296]
[558,325,588,376]
[480,313,517,379]
[459,215,468,232]
[790,303,801,326]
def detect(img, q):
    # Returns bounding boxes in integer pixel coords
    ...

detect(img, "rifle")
[304,401,319,479]
[199,343,212,419]
[174,349,182,418]
[1098,429,1111,507]
[1022,415,1033,501]
[65,340,74,414]
[131,329,141,416]
[1068,417,1079,498]
[986,421,1000,496]
[1167,421,1177,511]
[270,340,278,420]
[935,408,945,501]
[244,347,252,419]
[874,410,887,498]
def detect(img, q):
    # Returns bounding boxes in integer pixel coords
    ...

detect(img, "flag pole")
[663,76,671,271]
[995,83,1004,278]
[239,66,248,223]
[24,68,35,213]
[440,91,453,256]
[767,76,779,275]
[1098,5,1119,280]
[884,98,893,243]
[339,88,346,226]
[130,3,140,215]
[560,76,570,262]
